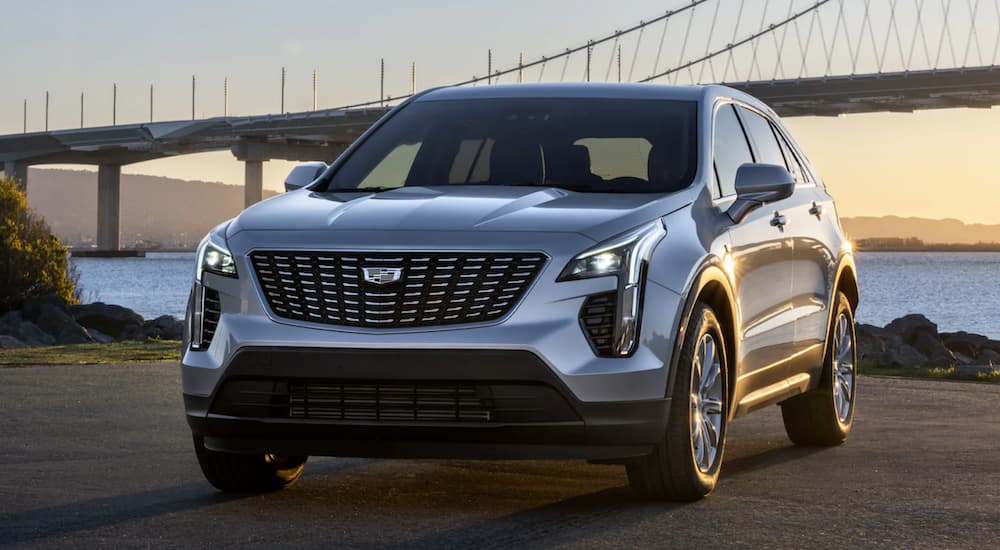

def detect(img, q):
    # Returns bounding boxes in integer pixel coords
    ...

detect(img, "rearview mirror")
[284,162,328,192]
[727,163,795,223]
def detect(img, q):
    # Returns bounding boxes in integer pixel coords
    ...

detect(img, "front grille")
[581,292,617,356]
[250,251,546,328]
[202,288,221,345]
[211,379,579,424]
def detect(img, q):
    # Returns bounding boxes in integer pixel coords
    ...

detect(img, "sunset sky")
[3,0,997,223]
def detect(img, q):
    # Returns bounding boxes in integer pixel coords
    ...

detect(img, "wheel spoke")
[702,397,723,415]
[703,418,719,448]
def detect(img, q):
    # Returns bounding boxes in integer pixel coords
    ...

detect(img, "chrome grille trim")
[251,251,547,329]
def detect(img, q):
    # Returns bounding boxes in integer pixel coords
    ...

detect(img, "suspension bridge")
[1,0,998,250]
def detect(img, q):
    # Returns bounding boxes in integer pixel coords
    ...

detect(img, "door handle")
[770,212,788,229]
[809,201,824,219]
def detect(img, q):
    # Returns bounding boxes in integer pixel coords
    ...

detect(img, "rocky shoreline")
[858,314,999,377]
[0,295,183,349]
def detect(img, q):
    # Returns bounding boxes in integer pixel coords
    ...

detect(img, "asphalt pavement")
[1,362,997,549]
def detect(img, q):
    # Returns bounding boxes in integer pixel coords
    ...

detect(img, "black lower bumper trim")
[185,347,669,459]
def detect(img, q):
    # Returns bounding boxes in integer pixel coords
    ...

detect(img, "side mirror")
[284,162,328,192]
[727,163,795,223]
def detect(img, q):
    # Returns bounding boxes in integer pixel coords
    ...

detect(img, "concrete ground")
[0,363,997,549]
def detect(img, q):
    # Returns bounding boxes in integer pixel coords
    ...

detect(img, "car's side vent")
[580,292,617,356]
[202,288,221,345]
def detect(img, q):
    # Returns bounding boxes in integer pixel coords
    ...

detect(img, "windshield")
[322,98,698,194]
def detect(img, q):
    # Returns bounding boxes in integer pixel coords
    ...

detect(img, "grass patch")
[859,362,1000,383]
[0,340,181,366]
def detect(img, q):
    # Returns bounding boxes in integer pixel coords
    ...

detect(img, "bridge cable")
[721,0,748,82]
[652,16,672,79]
[696,0,723,83]
[446,0,711,88]
[752,0,778,82]
[906,0,932,71]
[560,49,571,82]
[605,33,621,82]
[643,0,833,83]
[863,0,883,72]
[824,0,847,75]
[628,23,646,82]
[993,0,1000,64]
[961,0,983,67]
[673,5,698,84]
[769,0,794,81]
[934,0,956,69]
[794,3,819,78]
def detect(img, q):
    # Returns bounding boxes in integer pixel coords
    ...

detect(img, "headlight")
[196,222,237,280]
[559,220,666,357]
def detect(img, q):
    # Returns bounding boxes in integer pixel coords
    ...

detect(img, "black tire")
[780,291,857,446]
[193,436,308,493]
[627,303,729,501]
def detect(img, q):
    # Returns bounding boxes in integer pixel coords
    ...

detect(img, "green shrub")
[0,177,76,314]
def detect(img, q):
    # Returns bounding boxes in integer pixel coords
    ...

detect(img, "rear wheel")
[627,303,728,501]
[780,292,857,446]
[193,436,307,493]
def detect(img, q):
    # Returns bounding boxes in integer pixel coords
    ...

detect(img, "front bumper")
[182,235,685,459]
[185,347,670,460]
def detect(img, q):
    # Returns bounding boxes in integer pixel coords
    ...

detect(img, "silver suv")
[183,83,859,501]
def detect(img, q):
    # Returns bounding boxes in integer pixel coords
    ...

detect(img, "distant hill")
[23,172,999,249]
[842,216,1000,245]
[26,168,278,249]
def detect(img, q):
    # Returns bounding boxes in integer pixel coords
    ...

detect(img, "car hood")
[229,185,693,242]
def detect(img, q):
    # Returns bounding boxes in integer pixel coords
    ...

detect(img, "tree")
[0,177,76,314]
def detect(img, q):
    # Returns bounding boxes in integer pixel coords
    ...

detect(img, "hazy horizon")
[3,0,998,223]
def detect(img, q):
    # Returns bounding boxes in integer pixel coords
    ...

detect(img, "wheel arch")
[667,262,740,419]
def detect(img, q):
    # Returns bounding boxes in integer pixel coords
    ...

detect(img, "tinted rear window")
[323,98,698,194]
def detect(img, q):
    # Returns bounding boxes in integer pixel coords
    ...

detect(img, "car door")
[773,125,839,365]
[737,105,830,378]
[715,103,797,389]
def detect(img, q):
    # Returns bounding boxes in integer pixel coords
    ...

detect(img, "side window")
[713,104,754,197]
[775,129,808,184]
[738,107,785,167]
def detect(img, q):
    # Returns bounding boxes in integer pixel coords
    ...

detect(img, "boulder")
[884,314,938,342]
[907,329,956,366]
[856,323,888,360]
[875,343,928,369]
[30,303,93,345]
[0,311,23,337]
[940,331,1000,358]
[87,328,116,344]
[13,321,55,347]
[978,348,1000,365]
[70,303,144,339]
[19,294,71,322]
[954,364,1000,379]
[143,315,185,341]
[0,335,26,349]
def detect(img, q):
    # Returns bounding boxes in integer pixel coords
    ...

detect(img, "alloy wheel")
[690,333,724,473]
[832,312,855,423]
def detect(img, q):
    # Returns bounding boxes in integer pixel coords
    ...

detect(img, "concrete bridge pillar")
[3,161,28,191]
[244,160,263,207]
[97,164,122,250]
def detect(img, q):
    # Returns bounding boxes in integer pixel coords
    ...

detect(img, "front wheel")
[780,291,857,446]
[193,436,308,493]
[627,302,728,501]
